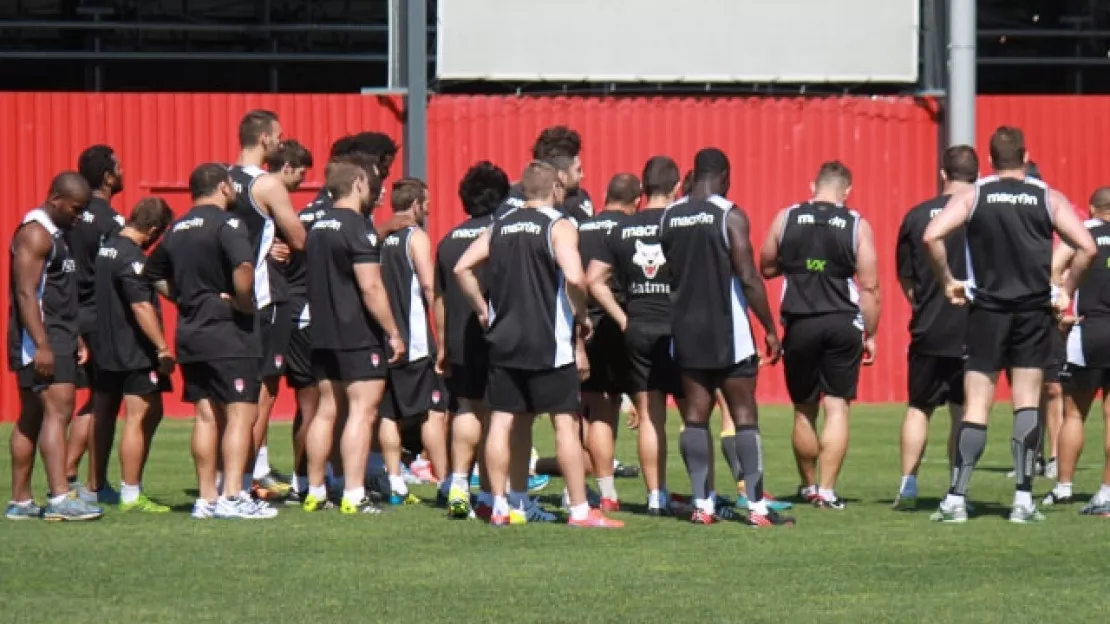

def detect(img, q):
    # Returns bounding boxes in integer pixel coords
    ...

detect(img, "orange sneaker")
[568,508,624,528]
[490,512,511,527]
[599,497,620,512]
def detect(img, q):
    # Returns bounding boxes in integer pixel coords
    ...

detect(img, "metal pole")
[403,0,428,180]
[947,0,976,147]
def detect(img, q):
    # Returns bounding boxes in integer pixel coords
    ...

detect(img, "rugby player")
[146,163,275,519]
[661,148,791,527]
[892,146,978,509]
[91,197,175,512]
[924,126,1095,523]
[456,161,621,527]
[7,172,100,521]
[760,161,881,510]
[66,145,126,502]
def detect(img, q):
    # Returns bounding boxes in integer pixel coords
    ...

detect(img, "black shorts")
[181,358,261,404]
[965,306,1052,374]
[284,318,316,388]
[581,316,631,395]
[1043,327,1067,383]
[624,322,683,397]
[381,358,438,420]
[431,374,449,412]
[94,368,172,396]
[258,302,294,380]
[486,364,580,414]
[782,314,864,404]
[445,342,489,403]
[681,357,759,392]
[76,331,96,390]
[311,348,388,383]
[907,352,965,411]
[1061,364,1110,395]
[16,355,79,394]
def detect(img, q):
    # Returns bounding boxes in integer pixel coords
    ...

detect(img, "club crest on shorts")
[234,378,245,393]
[149,371,159,385]
[432,390,441,404]
[274,355,284,369]
[371,352,381,368]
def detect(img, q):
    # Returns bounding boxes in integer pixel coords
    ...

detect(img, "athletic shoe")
[302,494,335,512]
[409,459,437,483]
[73,482,96,504]
[490,512,512,527]
[1044,458,1058,480]
[253,474,291,499]
[569,508,624,528]
[43,494,104,522]
[1009,505,1046,524]
[119,495,170,513]
[930,500,968,524]
[814,494,846,510]
[613,461,641,479]
[745,509,796,527]
[1078,499,1110,516]
[713,501,741,522]
[522,498,557,523]
[689,509,716,525]
[599,497,620,512]
[281,490,305,506]
[1041,491,1075,506]
[94,486,121,505]
[527,474,551,493]
[401,463,425,485]
[447,486,473,519]
[892,491,917,511]
[214,496,278,519]
[797,486,819,503]
[389,491,422,506]
[340,497,384,515]
[561,487,602,509]
[5,501,42,520]
[736,492,794,511]
[192,499,216,519]
[470,473,481,489]
[475,503,493,521]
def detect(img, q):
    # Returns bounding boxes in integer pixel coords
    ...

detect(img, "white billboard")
[437,0,920,84]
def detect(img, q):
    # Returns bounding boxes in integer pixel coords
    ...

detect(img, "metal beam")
[947,0,976,148]
[0,20,391,34]
[0,51,386,62]
[977,57,1110,66]
[978,29,1110,38]
[402,0,428,180]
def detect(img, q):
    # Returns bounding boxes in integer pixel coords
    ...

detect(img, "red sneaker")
[475,504,493,521]
[490,512,511,527]
[690,508,716,525]
[568,508,624,528]
[599,497,620,512]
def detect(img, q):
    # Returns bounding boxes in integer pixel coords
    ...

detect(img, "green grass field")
[1,404,1107,623]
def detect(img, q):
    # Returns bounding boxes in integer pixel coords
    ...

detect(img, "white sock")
[1053,482,1073,498]
[471,464,480,477]
[529,447,539,473]
[11,498,33,507]
[696,497,715,514]
[49,493,68,505]
[388,474,408,496]
[818,487,837,502]
[647,489,665,509]
[1096,484,1110,503]
[293,474,308,494]
[477,491,493,507]
[569,502,590,521]
[943,493,966,508]
[597,476,618,501]
[800,484,816,498]
[253,445,271,479]
[308,484,327,501]
[493,495,510,516]
[748,500,769,516]
[450,472,469,492]
[899,475,917,494]
[508,490,529,510]
[1014,490,1033,509]
[238,490,252,501]
[343,487,365,505]
[120,483,141,504]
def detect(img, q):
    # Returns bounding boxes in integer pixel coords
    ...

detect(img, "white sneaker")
[192,499,216,519]
[214,496,278,520]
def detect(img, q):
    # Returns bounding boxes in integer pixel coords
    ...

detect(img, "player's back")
[305,207,382,351]
[609,207,672,327]
[898,195,967,355]
[92,232,159,372]
[777,201,860,318]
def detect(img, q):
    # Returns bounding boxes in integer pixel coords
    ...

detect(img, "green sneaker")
[1009,505,1046,524]
[119,494,170,513]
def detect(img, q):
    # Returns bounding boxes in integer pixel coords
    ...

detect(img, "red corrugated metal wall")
[0,93,1099,420]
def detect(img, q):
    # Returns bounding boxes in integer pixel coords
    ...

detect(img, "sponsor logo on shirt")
[451,226,486,240]
[579,219,619,234]
[499,222,542,236]
[632,240,666,279]
[226,218,241,229]
[312,219,342,232]
[985,192,1039,206]
[173,217,205,232]
[621,224,658,239]
[383,235,401,246]
[81,212,96,223]
[114,214,126,227]
[828,216,848,229]
[61,258,77,273]
[367,232,379,246]
[98,247,119,259]
[668,212,715,228]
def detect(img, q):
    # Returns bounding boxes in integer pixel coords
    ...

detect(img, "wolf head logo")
[632,240,666,280]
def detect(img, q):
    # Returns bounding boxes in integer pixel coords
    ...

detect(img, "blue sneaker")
[522,498,557,523]
[43,494,104,522]
[735,493,794,511]
[5,500,43,520]
[527,474,551,493]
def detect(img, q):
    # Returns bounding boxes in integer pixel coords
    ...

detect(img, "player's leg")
[424,379,451,503]
[811,317,864,509]
[585,392,621,510]
[40,378,102,521]
[8,386,45,519]
[117,381,168,512]
[782,317,821,501]
[507,411,535,511]
[1046,368,1094,506]
[304,372,338,510]
[86,388,122,501]
[1082,379,1110,515]
[677,369,719,523]
[1005,310,1053,523]
[1041,380,1063,478]
[64,352,94,492]
[447,397,484,518]
[251,376,284,496]
[212,359,271,518]
[190,393,220,516]
[895,352,944,509]
[340,376,387,514]
[290,383,319,501]
[376,391,410,504]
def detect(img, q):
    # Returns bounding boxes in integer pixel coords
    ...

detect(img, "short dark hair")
[642,156,681,197]
[605,174,641,205]
[330,132,398,179]
[189,163,231,199]
[330,152,382,203]
[814,160,853,190]
[693,148,729,179]
[238,110,279,148]
[942,145,979,183]
[265,139,314,172]
[458,161,510,218]
[532,126,581,171]
[77,144,117,189]
[50,171,90,200]
[521,161,558,201]
[989,126,1026,170]
[391,177,428,213]
[128,196,174,233]
[325,162,367,199]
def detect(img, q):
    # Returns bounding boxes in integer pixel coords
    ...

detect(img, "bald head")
[1090,187,1110,216]
[604,173,641,212]
[46,170,91,229]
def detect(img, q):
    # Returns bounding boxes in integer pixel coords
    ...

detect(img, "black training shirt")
[596,207,672,327]
[93,233,162,371]
[67,195,124,332]
[578,210,627,324]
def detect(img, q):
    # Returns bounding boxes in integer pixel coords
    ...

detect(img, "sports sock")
[343,487,365,505]
[899,475,917,494]
[388,474,408,496]
[1011,407,1041,494]
[120,483,141,504]
[438,479,451,498]
[508,490,528,510]
[569,502,590,521]
[1053,482,1073,498]
[308,484,327,501]
[748,500,769,516]
[450,472,469,493]
[818,487,837,502]
[1013,490,1033,509]
[477,491,493,507]
[492,495,510,516]
[253,445,271,480]
[800,484,817,498]
[948,422,988,497]
[735,426,765,503]
[695,497,714,514]
[720,433,743,482]
[597,476,618,501]
[647,489,665,509]
[49,493,69,506]
[1096,484,1110,504]
[679,423,712,502]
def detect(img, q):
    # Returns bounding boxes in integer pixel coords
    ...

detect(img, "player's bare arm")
[433,293,447,375]
[255,174,306,251]
[586,258,627,331]
[1049,189,1097,303]
[923,186,974,304]
[551,219,588,322]
[727,207,780,362]
[129,300,175,374]
[855,217,881,362]
[230,262,256,313]
[12,224,55,377]
[758,207,789,279]
[454,228,492,325]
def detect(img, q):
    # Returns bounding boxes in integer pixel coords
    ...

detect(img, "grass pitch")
[1,404,1107,623]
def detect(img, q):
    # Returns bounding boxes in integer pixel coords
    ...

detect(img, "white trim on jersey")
[297,303,310,330]
[1066,323,1085,367]
[553,271,575,368]
[728,276,756,363]
[254,218,276,309]
[963,183,983,302]
[659,196,690,228]
[706,195,733,250]
[966,175,994,222]
[405,231,430,361]
[537,207,564,256]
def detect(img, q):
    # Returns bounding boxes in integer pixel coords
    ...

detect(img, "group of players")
[7,112,1110,527]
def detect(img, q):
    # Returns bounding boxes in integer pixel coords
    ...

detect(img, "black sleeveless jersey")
[229,164,282,308]
[577,210,626,324]
[777,201,861,320]
[896,194,968,357]
[659,195,756,369]
[381,226,434,363]
[435,214,493,366]
[965,175,1053,311]
[486,207,576,371]
[1076,218,1110,319]
[596,207,672,326]
[8,209,79,368]
[493,184,593,224]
